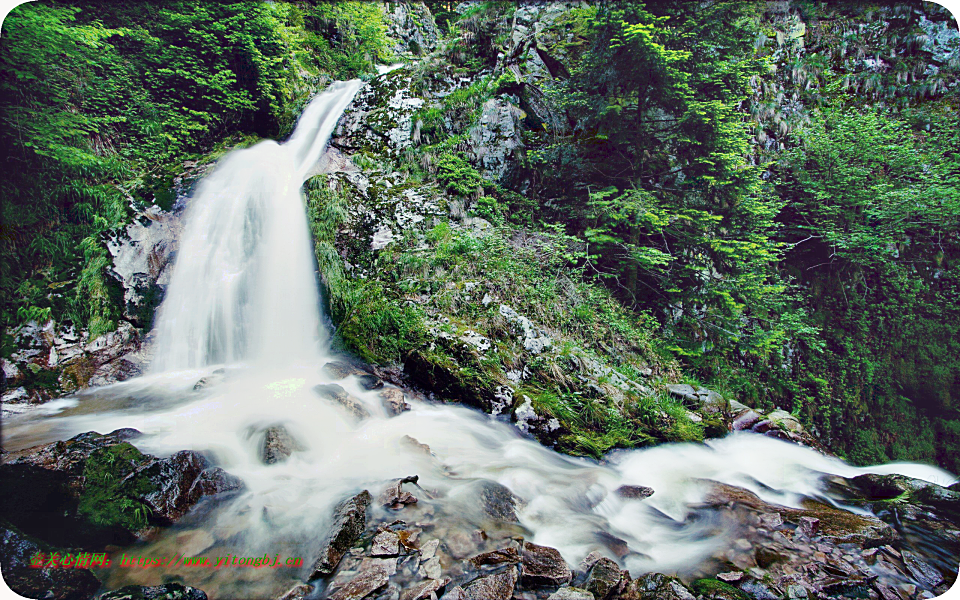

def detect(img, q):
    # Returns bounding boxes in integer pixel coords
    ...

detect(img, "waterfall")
[149,80,364,372]
[2,72,956,600]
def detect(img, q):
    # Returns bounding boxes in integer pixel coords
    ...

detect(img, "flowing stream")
[3,73,957,599]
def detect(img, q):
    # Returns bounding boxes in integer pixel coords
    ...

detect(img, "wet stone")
[469,546,520,569]
[521,542,571,587]
[548,588,596,600]
[798,516,820,537]
[477,480,522,522]
[732,410,761,431]
[585,557,624,600]
[260,425,303,465]
[310,490,371,578]
[901,550,944,589]
[358,373,384,390]
[314,384,371,420]
[418,556,442,579]
[623,574,695,600]
[275,583,313,600]
[615,485,654,500]
[372,530,401,557]
[321,361,365,380]
[463,569,518,600]
[328,564,389,600]
[717,572,745,583]
[400,579,446,600]
[401,435,430,454]
[420,539,439,561]
[381,388,411,416]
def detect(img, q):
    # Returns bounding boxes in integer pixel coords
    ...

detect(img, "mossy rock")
[690,578,753,600]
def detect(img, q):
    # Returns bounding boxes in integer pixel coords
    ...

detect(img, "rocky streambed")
[2,359,957,600]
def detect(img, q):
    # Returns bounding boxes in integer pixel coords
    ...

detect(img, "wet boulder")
[259,424,306,465]
[309,490,372,578]
[476,480,523,522]
[469,546,520,569]
[327,563,389,600]
[192,368,226,391]
[521,541,571,587]
[380,388,411,415]
[584,557,625,600]
[615,485,654,500]
[462,569,518,600]
[0,430,241,547]
[314,383,371,420]
[321,360,368,380]
[357,373,383,390]
[97,583,208,600]
[401,579,447,600]
[378,477,419,508]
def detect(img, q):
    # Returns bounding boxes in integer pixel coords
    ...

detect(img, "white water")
[149,79,364,372]
[3,71,957,598]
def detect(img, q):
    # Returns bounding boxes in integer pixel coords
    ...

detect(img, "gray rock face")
[467,97,525,183]
[499,304,552,354]
[97,583,208,600]
[106,205,182,326]
[520,541,571,587]
[665,384,729,414]
[334,68,424,159]
[310,490,372,578]
[383,1,440,56]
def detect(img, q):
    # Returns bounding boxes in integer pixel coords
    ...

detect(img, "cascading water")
[2,71,957,599]
[149,80,364,372]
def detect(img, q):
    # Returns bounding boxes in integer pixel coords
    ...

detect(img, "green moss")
[78,443,155,531]
[690,578,752,600]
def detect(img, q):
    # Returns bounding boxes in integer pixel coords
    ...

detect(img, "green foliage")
[0,0,394,337]
[769,105,960,469]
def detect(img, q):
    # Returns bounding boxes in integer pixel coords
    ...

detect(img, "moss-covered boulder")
[0,430,242,549]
